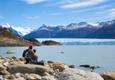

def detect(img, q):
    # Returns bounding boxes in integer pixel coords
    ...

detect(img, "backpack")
[22,49,28,57]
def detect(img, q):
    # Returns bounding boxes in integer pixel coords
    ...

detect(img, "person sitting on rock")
[31,49,38,64]
[23,46,44,65]
[32,49,45,65]
[22,45,34,64]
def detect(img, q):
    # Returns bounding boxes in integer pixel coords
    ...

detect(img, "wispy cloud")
[94,8,115,21]
[0,16,4,19]
[21,0,47,4]
[69,5,111,14]
[60,0,108,9]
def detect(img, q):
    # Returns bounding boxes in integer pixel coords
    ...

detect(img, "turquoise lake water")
[0,45,115,73]
[0,38,115,73]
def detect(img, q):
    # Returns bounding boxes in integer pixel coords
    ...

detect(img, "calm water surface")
[0,45,115,73]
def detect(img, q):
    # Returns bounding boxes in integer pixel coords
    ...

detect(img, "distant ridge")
[23,20,115,39]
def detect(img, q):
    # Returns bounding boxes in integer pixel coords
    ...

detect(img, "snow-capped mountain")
[66,22,92,30]
[2,23,11,28]
[0,23,34,37]
[1,20,115,39]
[0,23,22,37]
[66,22,102,30]
[12,27,34,36]
[24,24,64,39]
[38,24,50,31]
[88,20,115,38]
[24,20,115,39]
[38,24,64,32]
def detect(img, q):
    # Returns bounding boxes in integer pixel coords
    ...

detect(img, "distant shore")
[0,39,61,47]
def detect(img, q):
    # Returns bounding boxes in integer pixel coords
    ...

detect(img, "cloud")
[60,0,108,9]
[98,8,115,17]
[0,16,4,19]
[93,8,115,21]
[70,5,110,14]
[21,0,47,4]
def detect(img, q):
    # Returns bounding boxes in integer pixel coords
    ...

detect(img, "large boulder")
[58,67,104,80]
[48,61,65,72]
[101,71,115,80]
[7,64,49,76]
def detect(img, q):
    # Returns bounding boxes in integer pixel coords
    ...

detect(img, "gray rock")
[15,73,24,78]
[3,74,15,80]
[0,64,9,75]
[42,75,56,80]
[7,64,48,76]
[29,74,41,80]
[58,67,104,80]
[25,74,36,80]
[0,64,5,70]
[19,58,25,61]
[24,73,41,80]
[2,62,10,67]
[11,57,17,60]
[48,61,65,72]
[68,64,75,68]
[101,71,115,80]
[47,61,54,63]
[15,77,25,80]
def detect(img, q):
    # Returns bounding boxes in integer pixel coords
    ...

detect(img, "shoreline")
[0,40,61,47]
[0,57,114,80]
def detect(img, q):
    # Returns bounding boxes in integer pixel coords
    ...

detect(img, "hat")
[29,45,33,49]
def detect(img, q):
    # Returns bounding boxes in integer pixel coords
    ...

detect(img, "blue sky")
[0,0,115,28]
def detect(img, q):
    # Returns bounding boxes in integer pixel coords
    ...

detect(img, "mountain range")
[0,20,115,39]
[24,20,115,39]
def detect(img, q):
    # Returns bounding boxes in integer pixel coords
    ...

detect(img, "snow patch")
[12,27,34,36]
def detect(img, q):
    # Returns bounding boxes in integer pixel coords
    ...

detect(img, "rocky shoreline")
[0,57,114,80]
[0,40,61,47]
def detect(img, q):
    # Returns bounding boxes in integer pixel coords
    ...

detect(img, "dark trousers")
[25,58,31,64]
[32,55,38,63]
[25,55,38,64]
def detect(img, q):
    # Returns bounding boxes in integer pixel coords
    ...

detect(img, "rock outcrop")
[58,67,104,80]
[7,64,48,76]
[42,40,61,45]
[0,57,104,80]
[101,71,115,80]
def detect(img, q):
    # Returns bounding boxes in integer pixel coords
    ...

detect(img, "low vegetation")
[0,27,38,46]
